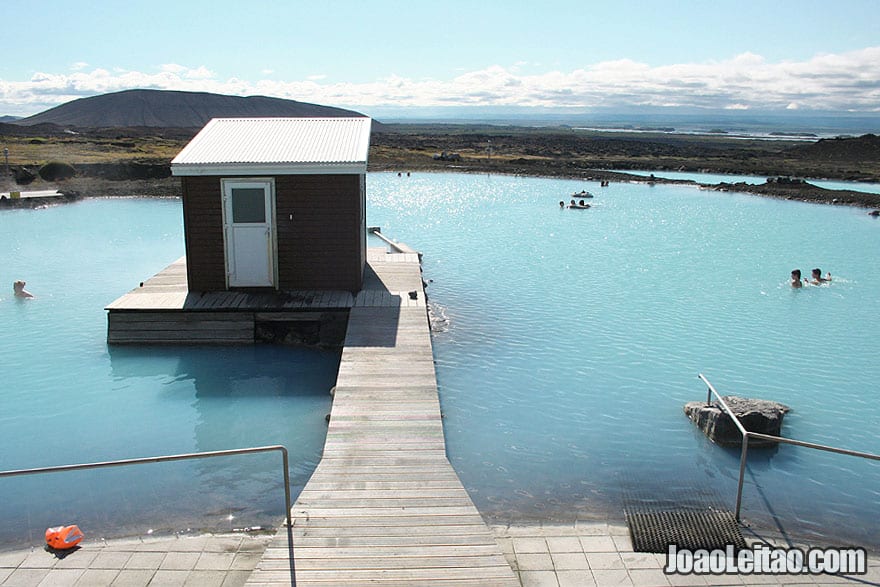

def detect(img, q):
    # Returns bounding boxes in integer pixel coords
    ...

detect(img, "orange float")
[45,525,84,550]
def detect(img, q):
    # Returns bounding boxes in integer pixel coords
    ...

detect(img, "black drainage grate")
[626,509,747,553]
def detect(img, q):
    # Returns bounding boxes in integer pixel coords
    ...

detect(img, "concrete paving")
[0,532,273,586]
[3,522,878,586]
[492,522,880,587]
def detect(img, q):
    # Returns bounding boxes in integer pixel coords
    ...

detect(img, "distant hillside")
[0,115,21,123]
[15,89,366,128]
[0,121,72,137]
[788,133,880,161]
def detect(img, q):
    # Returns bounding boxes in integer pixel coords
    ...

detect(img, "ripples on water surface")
[3,181,879,551]
[368,172,880,548]
[0,199,336,549]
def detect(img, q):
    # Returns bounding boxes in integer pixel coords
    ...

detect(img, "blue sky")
[1,0,879,118]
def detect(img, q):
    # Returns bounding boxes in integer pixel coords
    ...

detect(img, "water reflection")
[0,345,337,550]
[368,171,880,549]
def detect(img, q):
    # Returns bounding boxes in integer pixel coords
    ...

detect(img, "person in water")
[790,269,804,288]
[13,280,34,298]
[810,268,832,284]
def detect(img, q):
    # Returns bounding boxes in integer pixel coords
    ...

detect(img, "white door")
[222,180,275,287]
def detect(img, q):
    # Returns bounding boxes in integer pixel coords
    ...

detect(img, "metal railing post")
[698,373,880,525]
[0,445,294,563]
[282,448,292,528]
[735,433,749,521]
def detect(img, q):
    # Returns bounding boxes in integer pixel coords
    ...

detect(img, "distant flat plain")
[2,124,879,206]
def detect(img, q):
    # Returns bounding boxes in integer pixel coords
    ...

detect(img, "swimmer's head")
[13,280,26,292]
[791,269,801,279]
[812,268,822,278]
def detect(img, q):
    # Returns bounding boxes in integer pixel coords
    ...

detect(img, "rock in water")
[684,396,790,447]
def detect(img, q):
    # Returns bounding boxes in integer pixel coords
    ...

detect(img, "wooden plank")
[108,252,515,585]
[297,489,472,500]
[249,577,514,587]
[301,480,466,491]
[247,252,516,586]
[254,311,327,321]
[288,506,481,518]
[316,450,446,459]
[109,320,253,332]
[271,554,509,569]
[291,534,502,548]
[327,403,442,412]
[108,333,253,344]
[283,523,494,537]
[251,567,516,582]
[293,499,479,511]
[107,310,254,344]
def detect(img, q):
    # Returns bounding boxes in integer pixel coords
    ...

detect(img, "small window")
[231,188,266,223]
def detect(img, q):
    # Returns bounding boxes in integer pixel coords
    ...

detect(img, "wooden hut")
[171,117,372,293]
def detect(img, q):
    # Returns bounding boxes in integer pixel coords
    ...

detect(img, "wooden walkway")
[105,251,423,344]
[246,252,518,585]
[104,249,516,584]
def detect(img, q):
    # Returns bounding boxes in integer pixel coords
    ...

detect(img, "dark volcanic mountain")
[15,89,366,128]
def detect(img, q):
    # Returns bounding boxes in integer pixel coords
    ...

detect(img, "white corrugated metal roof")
[171,117,372,176]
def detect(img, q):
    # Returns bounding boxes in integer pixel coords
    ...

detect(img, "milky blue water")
[4,178,879,552]
[0,199,336,549]
[367,172,880,549]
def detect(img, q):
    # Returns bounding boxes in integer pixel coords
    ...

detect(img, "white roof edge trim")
[358,118,373,159]
[171,163,367,176]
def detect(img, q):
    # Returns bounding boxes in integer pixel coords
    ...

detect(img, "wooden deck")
[105,250,423,344]
[0,190,81,208]
[245,252,518,586]
[105,249,517,584]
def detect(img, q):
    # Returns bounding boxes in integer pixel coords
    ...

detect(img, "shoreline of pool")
[39,164,880,210]
[3,520,879,586]
[5,180,880,582]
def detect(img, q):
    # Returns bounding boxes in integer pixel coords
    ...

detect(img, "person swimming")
[810,268,831,284]
[790,269,804,288]
[13,280,34,298]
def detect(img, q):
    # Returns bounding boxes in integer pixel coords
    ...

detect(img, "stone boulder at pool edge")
[684,396,790,447]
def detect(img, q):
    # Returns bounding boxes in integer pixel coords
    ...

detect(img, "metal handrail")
[0,445,295,582]
[698,373,880,521]
[368,226,419,255]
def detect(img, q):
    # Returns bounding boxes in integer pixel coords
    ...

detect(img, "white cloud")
[159,64,188,74]
[3,48,880,116]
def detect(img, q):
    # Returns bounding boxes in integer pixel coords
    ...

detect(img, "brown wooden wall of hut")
[274,174,365,292]
[180,174,365,293]
[181,176,226,291]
